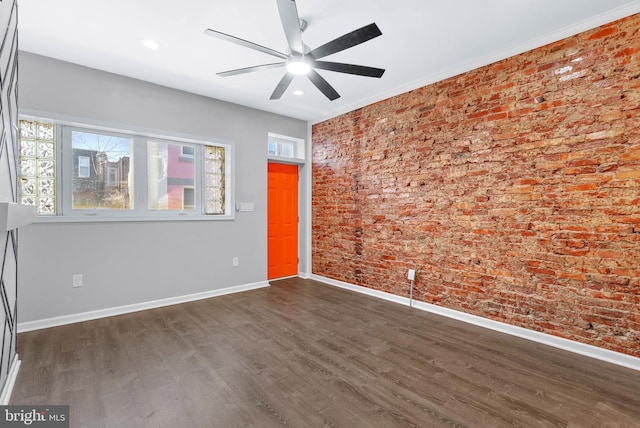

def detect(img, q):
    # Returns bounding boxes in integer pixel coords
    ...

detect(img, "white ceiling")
[18,0,640,123]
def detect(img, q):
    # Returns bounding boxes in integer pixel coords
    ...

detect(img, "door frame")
[267,126,311,280]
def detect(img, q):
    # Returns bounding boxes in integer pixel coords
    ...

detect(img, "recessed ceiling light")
[142,39,160,50]
[293,90,304,96]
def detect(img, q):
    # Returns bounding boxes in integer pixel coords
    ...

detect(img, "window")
[107,167,118,187]
[71,130,132,210]
[204,145,226,215]
[78,156,90,178]
[18,118,233,219]
[148,141,196,211]
[267,133,305,161]
[268,139,295,158]
[18,120,57,215]
[180,145,195,161]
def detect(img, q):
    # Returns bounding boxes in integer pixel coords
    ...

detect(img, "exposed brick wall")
[312,14,640,357]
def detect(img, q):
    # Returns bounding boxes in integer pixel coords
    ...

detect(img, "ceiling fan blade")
[204,29,289,60]
[217,62,286,77]
[312,61,385,78]
[309,23,382,60]
[307,70,340,101]
[276,0,305,54]
[270,73,295,100]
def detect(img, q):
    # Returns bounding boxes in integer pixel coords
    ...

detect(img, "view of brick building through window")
[148,141,196,210]
[71,130,132,210]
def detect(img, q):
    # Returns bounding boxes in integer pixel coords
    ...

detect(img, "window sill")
[30,214,236,224]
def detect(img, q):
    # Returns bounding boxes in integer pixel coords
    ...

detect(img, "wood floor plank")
[11,278,640,427]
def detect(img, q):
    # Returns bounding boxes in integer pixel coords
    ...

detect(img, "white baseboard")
[270,275,298,281]
[0,355,20,405]
[298,271,311,280]
[310,274,640,372]
[17,281,270,333]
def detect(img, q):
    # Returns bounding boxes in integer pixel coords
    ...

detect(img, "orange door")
[268,163,299,279]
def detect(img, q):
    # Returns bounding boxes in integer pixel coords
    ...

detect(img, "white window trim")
[20,110,235,223]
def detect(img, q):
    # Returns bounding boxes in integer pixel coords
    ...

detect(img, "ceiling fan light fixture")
[142,39,160,50]
[286,58,311,76]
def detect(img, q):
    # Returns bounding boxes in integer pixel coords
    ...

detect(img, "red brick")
[594,250,624,259]
[566,183,599,191]
[617,217,640,224]
[616,169,640,179]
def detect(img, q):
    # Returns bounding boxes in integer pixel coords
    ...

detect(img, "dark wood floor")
[11,278,640,427]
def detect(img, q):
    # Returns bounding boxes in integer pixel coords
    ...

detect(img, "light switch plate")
[239,203,255,212]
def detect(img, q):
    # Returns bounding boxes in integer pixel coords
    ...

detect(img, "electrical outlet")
[72,274,83,288]
[232,257,239,267]
[407,269,416,281]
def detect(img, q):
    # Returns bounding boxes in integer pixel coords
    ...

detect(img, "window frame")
[62,126,136,216]
[20,112,235,222]
[144,138,201,215]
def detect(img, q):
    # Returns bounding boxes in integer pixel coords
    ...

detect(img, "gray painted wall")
[18,52,308,323]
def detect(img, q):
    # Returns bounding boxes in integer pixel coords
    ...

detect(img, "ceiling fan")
[204,0,385,101]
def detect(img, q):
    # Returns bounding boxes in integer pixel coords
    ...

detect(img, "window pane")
[18,119,57,215]
[71,131,132,210]
[148,141,196,210]
[268,134,299,159]
[268,141,277,156]
[279,142,294,158]
[204,145,225,215]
